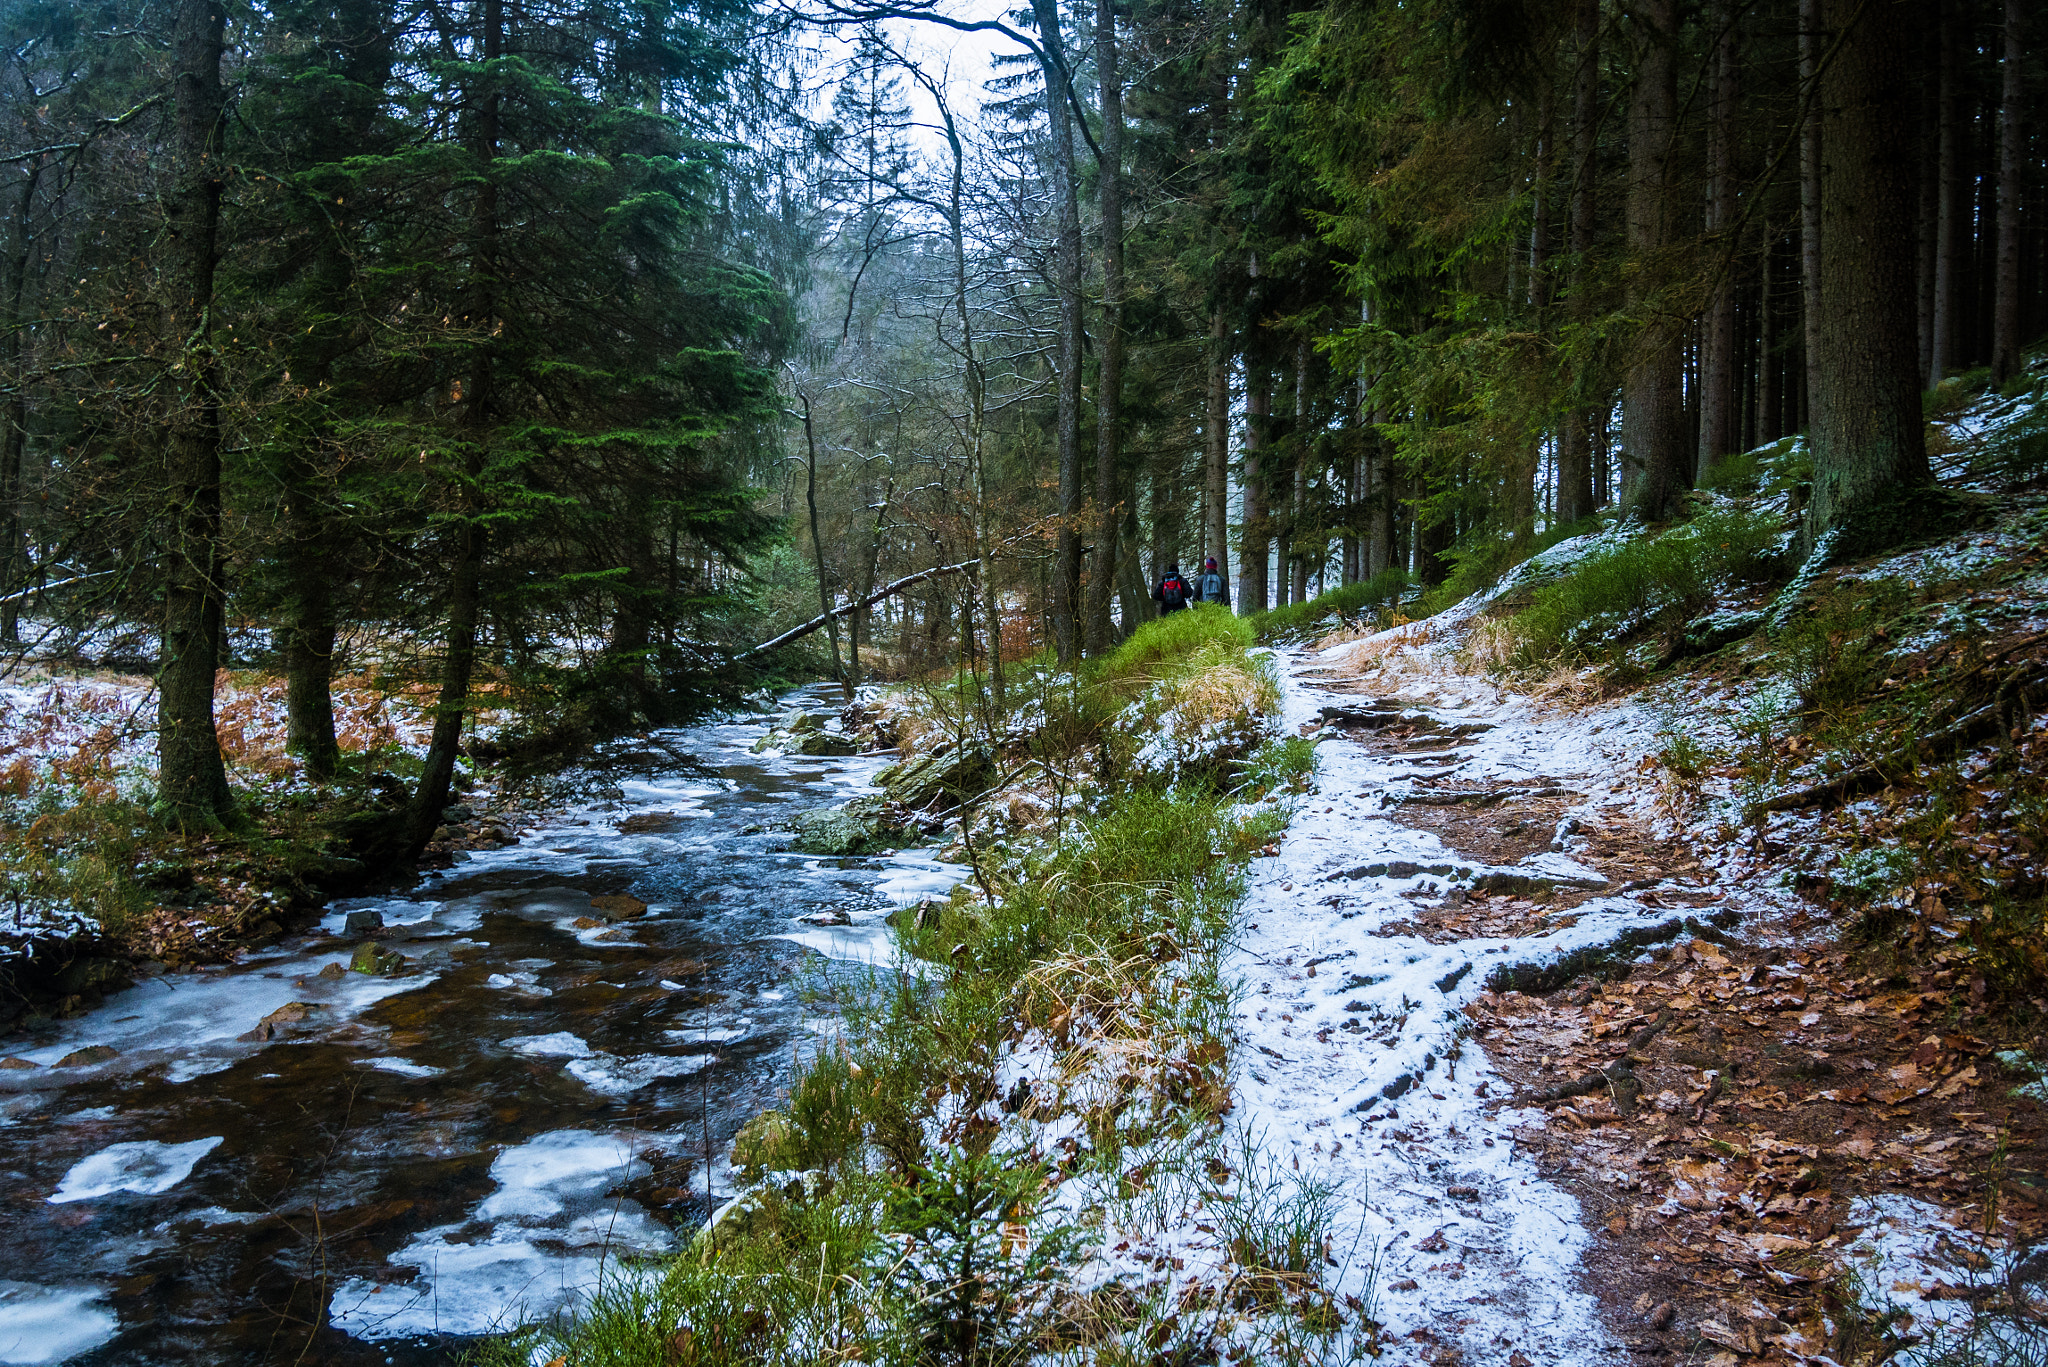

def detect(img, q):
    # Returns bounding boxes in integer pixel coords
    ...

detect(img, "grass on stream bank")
[478,612,1376,1367]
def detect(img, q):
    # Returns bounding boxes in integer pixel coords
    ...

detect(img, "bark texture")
[1556,0,1599,525]
[157,0,235,830]
[1807,0,1932,553]
[1991,0,2026,383]
[1086,0,1125,654]
[1621,0,1687,521]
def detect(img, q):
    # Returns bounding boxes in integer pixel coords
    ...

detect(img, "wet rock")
[317,962,348,980]
[792,730,860,757]
[785,711,824,734]
[237,1021,277,1043]
[442,803,475,823]
[0,1056,36,1070]
[572,916,604,929]
[788,807,874,856]
[54,1045,119,1068]
[349,942,407,976]
[884,899,945,931]
[587,895,648,922]
[874,744,995,813]
[797,908,851,926]
[262,1002,320,1025]
[343,909,385,936]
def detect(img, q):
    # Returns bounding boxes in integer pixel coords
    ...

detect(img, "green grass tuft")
[1247,567,1411,642]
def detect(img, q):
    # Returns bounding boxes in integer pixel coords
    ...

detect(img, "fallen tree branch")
[739,559,980,660]
[737,520,1052,661]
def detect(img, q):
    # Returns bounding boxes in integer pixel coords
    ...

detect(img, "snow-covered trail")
[1222,650,1690,1364]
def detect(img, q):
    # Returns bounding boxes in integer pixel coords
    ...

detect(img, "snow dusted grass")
[0,659,499,967]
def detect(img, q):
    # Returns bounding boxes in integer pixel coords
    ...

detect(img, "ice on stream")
[48,1136,224,1204]
[2,955,435,1080]
[328,1128,668,1341]
[506,1032,712,1095]
[355,1057,445,1078]
[0,1282,119,1365]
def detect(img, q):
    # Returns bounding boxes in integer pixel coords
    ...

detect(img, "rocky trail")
[1222,647,2048,1366]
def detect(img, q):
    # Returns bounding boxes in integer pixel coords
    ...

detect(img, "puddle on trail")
[0,687,960,1365]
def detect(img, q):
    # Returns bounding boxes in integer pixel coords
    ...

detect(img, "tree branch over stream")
[736,520,1052,660]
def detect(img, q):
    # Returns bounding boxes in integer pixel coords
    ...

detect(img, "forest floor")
[1221,552,2048,1364]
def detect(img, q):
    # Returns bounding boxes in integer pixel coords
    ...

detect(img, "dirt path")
[1231,647,2048,1365]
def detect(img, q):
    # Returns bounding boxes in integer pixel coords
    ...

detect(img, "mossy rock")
[874,744,995,812]
[785,711,825,734]
[349,941,408,976]
[730,1110,799,1181]
[793,730,860,756]
[789,807,879,856]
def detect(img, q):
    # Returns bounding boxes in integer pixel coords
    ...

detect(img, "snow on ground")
[1192,656,1680,1363]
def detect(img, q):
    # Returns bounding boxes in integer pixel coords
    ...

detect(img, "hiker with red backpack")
[1153,564,1193,613]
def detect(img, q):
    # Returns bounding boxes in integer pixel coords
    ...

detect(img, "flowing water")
[0,687,955,1366]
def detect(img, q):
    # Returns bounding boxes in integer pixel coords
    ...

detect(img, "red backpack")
[1161,574,1189,606]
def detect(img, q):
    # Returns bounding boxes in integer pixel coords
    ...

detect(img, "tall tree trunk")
[0,161,40,646]
[1760,235,1782,442]
[1368,421,1394,577]
[281,515,340,780]
[1929,0,1959,387]
[1807,0,1932,553]
[1917,23,1939,383]
[1523,104,1552,552]
[1242,365,1269,613]
[1699,0,1739,477]
[1203,305,1231,605]
[1034,0,1085,663]
[407,0,502,852]
[1991,0,2026,382]
[1116,497,1149,628]
[797,396,844,690]
[1799,0,1825,414]
[1558,0,1600,525]
[1291,339,1311,601]
[158,0,234,831]
[1086,0,1125,654]
[1622,0,1687,520]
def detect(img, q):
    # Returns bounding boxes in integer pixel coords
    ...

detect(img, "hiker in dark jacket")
[1153,564,1193,613]
[1196,557,1229,607]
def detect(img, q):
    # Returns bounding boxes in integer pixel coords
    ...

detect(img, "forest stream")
[0,685,958,1366]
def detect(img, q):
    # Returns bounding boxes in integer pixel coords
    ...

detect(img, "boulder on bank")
[785,794,937,856]
[792,730,860,756]
[873,743,995,813]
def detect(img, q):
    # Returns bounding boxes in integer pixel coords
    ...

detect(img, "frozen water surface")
[0,1282,119,1365]
[48,1136,224,1204]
